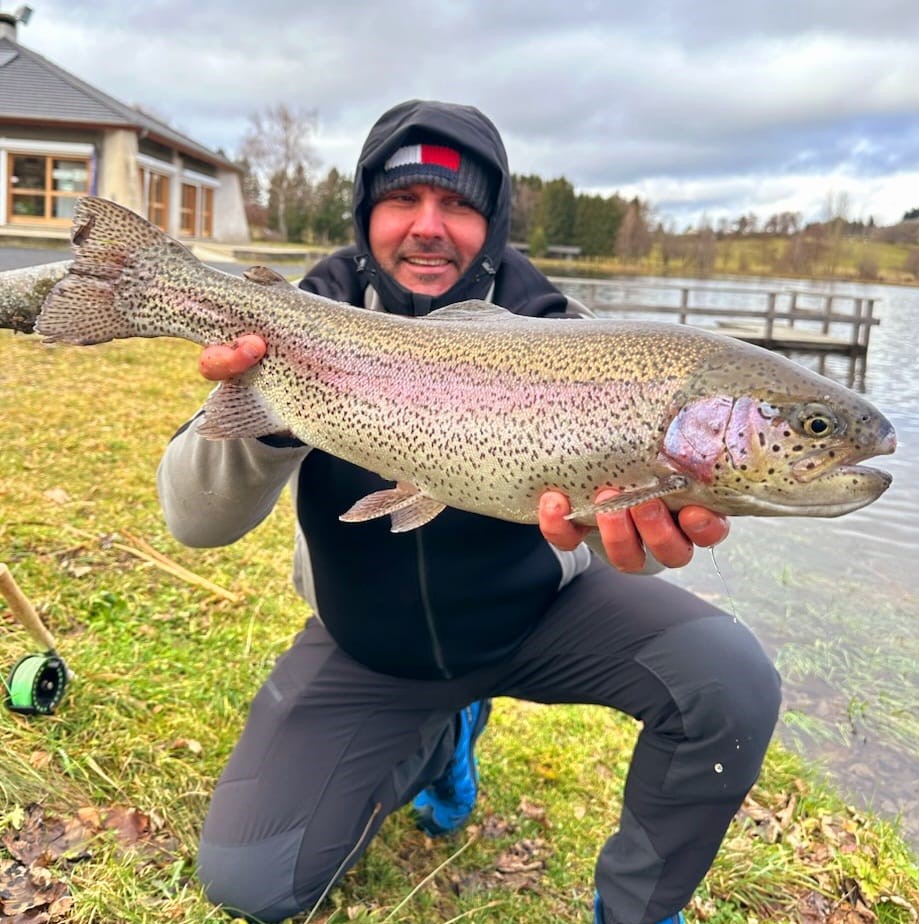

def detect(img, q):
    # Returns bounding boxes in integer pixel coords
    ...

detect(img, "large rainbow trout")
[34,197,895,529]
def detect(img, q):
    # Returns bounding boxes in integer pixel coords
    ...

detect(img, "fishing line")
[709,547,740,622]
[302,802,382,924]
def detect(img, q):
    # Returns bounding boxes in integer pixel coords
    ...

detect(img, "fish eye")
[797,404,838,438]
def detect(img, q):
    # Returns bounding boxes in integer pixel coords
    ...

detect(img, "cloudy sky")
[15,0,919,228]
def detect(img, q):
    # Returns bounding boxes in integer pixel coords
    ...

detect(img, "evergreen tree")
[537,178,577,244]
[529,225,548,258]
[574,193,626,257]
[312,168,354,245]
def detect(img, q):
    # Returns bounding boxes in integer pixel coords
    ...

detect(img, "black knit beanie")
[368,138,495,218]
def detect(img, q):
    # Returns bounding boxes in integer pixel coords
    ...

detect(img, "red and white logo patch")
[384,144,461,173]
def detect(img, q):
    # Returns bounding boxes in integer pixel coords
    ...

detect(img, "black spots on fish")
[72,213,96,246]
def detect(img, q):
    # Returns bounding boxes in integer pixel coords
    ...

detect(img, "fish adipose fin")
[199,382,288,439]
[36,197,197,345]
[243,265,294,288]
[566,474,691,519]
[340,482,446,532]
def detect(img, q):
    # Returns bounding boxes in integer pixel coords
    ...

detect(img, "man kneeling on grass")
[157,98,781,924]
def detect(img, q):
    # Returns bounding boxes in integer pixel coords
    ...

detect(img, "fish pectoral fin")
[198,382,287,439]
[566,475,691,519]
[426,300,514,322]
[243,265,294,288]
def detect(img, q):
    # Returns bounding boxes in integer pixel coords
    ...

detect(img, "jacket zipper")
[415,531,451,678]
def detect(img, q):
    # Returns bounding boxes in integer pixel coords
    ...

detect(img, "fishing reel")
[5,652,68,715]
[1,563,71,716]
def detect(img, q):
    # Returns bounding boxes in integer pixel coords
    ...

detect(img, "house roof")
[0,35,237,170]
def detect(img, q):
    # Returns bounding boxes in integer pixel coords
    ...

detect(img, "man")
[157,99,781,924]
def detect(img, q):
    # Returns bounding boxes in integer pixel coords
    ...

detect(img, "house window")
[148,172,169,230]
[178,182,214,238]
[7,154,90,223]
[202,187,213,238]
[180,183,197,235]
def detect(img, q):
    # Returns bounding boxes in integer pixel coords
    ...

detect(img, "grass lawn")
[1,331,917,923]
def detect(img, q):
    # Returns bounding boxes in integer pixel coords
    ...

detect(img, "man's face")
[368,184,488,296]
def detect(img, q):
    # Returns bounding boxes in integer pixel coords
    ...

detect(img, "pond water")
[557,274,919,849]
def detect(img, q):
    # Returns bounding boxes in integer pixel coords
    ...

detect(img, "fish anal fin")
[390,497,447,532]
[199,381,286,439]
[340,483,446,532]
[566,475,691,519]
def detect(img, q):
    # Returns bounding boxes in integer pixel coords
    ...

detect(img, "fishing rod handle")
[0,563,58,652]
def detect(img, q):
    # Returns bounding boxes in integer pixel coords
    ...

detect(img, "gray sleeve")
[156,412,311,548]
[582,531,666,575]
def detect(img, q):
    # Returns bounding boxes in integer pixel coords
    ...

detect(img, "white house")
[0,9,249,242]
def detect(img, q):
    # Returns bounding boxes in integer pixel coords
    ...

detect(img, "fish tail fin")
[35,196,195,345]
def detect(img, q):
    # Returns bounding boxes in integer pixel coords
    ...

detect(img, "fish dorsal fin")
[426,300,515,322]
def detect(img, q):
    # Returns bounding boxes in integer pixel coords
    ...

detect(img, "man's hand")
[199,334,267,381]
[538,488,729,573]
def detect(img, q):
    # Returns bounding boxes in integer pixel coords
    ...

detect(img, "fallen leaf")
[479,814,514,839]
[517,797,547,823]
[0,857,69,918]
[27,752,52,771]
[168,738,203,755]
[1,804,93,865]
[496,838,546,872]
[101,807,150,847]
[42,488,70,505]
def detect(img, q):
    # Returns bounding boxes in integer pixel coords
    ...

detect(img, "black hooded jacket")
[291,100,578,680]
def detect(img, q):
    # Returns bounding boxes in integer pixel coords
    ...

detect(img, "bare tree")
[904,248,919,279]
[615,199,652,263]
[242,104,319,241]
[693,220,717,276]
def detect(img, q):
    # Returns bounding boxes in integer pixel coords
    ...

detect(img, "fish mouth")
[791,427,897,485]
[827,463,893,491]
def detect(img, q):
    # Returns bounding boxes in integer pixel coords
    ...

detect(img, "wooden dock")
[550,277,880,357]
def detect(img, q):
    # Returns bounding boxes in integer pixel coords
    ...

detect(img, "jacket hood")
[352,99,511,316]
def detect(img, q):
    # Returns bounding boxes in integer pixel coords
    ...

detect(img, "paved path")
[0,246,303,280]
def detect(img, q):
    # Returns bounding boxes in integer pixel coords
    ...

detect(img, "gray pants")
[197,560,781,924]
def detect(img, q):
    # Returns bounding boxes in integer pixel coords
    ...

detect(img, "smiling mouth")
[403,256,452,268]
